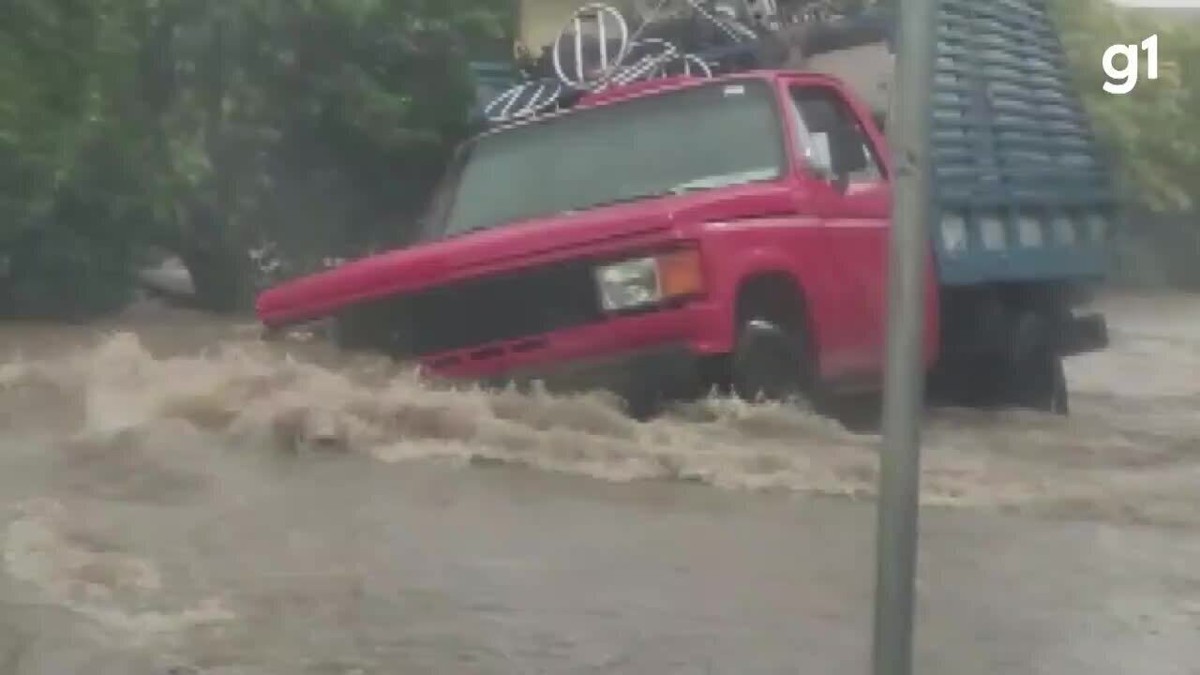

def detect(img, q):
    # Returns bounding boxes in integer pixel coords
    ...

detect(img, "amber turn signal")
[657,247,705,300]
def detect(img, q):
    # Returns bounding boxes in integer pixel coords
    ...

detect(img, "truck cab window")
[786,85,884,185]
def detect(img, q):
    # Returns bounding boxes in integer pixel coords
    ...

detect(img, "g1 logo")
[1102,34,1159,95]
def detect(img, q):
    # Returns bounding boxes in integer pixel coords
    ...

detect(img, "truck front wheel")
[730,317,814,406]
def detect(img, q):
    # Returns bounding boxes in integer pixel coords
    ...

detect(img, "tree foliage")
[1051,0,1200,212]
[1050,0,1200,287]
[1,0,513,317]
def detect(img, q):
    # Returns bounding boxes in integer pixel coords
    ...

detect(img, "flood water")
[0,292,1197,674]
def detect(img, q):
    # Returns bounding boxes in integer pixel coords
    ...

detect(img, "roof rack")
[480,0,889,125]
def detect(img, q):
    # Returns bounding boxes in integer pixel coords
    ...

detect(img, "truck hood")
[256,181,795,326]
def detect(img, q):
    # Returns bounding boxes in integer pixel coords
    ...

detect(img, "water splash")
[0,293,1196,526]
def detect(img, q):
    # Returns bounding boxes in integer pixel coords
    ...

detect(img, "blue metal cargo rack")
[926,0,1117,285]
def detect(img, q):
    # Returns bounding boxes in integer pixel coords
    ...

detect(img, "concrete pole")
[870,0,938,674]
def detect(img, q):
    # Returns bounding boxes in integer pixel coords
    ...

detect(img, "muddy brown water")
[0,292,1197,674]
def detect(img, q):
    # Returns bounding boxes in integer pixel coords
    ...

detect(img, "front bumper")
[413,300,730,414]
[480,343,704,410]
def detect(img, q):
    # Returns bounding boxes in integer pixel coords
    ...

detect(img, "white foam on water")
[0,292,1195,527]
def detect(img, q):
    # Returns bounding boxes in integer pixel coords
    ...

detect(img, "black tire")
[730,317,813,405]
[623,387,664,422]
[926,349,1068,416]
[1050,358,1069,415]
[1004,349,1069,415]
[826,391,883,434]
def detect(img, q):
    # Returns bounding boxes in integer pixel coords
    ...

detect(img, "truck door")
[781,79,891,380]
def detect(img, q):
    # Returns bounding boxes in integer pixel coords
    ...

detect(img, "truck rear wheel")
[730,317,814,406]
[1003,348,1069,415]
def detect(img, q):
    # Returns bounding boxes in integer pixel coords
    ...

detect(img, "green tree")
[0,0,514,317]
[1052,0,1200,210]
[126,0,514,311]
[0,0,148,318]
[1051,0,1200,286]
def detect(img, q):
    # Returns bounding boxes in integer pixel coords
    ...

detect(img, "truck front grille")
[380,260,604,358]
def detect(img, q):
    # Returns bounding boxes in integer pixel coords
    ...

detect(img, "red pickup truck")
[256,69,1108,424]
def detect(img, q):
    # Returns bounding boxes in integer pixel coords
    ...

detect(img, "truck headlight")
[594,248,704,312]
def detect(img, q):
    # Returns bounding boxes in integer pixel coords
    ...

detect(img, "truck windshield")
[430,78,786,238]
